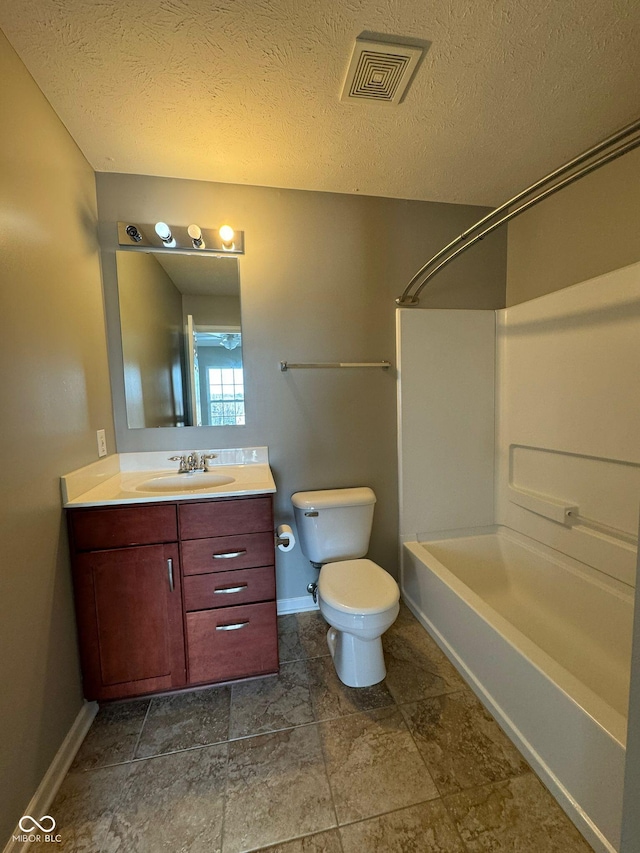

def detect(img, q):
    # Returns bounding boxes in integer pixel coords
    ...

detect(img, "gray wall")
[0,31,115,844]
[96,172,506,600]
[182,293,241,327]
[506,146,640,305]
[117,251,185,428]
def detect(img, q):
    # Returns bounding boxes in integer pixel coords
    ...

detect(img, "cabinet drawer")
[179,496,273,540]
[181,531,274,576]
[70,505,178,551]
[183,565,275,611]
[187,601,278,684]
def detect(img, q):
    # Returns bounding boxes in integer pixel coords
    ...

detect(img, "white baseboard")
[277,595,319,615]
[3,701,98,853]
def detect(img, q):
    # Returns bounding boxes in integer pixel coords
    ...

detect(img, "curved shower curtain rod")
[396,117,640,306]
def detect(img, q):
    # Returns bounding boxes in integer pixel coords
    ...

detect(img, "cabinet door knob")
[167,557,175,592]
[215,621,249,631]
[212,549,247,560]
[213,584,248,594]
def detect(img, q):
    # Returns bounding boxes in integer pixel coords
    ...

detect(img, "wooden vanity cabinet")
[67,495,278,702]
[67,504,185,701]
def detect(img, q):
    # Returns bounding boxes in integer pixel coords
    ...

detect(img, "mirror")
[115,250,244,429]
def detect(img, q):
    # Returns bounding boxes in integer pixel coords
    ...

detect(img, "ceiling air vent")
[341,37,424,105]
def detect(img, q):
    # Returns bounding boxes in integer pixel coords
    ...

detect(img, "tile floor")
[36,604,595,853]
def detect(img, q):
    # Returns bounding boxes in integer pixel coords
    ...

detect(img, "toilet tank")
[291,487,376,564]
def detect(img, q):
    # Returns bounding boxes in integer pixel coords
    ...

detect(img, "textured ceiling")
[1,0,639,205]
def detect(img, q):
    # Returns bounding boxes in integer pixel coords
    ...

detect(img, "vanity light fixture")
[187,224,205,249]
[219,225,235,250]
[118,222,245,254]
[154,222,176,247]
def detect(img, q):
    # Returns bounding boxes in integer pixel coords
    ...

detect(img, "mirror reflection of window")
[193,329,245,426]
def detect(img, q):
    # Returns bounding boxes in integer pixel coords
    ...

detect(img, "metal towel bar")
[280,361,391,371]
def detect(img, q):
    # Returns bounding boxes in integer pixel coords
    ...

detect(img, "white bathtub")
[401,525,634,853]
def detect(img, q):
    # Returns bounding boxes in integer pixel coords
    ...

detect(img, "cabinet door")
[73,543,186,700]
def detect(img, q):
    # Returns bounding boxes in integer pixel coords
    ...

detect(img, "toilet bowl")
[291,487,400,688]
[318,559,400,687]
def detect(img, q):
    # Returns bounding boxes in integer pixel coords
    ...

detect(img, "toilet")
[291,487,400,688]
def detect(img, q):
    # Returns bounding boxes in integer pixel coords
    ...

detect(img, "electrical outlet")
[97,429,107,457]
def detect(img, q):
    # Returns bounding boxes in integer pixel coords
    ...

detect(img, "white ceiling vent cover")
[341,38,424,105]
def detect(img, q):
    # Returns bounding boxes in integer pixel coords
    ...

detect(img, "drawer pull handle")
[212,549,247,560]
[216,620,249,631]
[214,584,248,594]
[167,557,175,592]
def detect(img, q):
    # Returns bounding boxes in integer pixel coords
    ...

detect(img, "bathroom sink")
[135,472,236,493]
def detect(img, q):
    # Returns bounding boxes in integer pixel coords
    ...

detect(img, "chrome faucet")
[168,454,191,473]
[168,452,217,473]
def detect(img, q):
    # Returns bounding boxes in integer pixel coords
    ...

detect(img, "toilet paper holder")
[275,524,296,552]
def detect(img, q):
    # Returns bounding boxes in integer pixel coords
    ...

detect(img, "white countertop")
[62,447,276,508]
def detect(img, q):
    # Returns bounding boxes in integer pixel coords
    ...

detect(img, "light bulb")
[188,223,205,249]
[219,225,235,245]
[154,222,176,247]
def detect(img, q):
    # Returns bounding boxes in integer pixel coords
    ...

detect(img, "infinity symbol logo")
[19,815,56,833]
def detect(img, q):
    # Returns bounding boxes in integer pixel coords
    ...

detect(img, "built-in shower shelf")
[508,486,577,524]
[508,485,637,547]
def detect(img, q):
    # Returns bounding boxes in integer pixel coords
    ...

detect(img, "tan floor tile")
[135,685,230,758]
[401,690,529,796]
[229,661,314,738]
[386,610,466,687]
[70,699,149,771]
[30,764,130,853]
[223,725,336,853]
[296,610,330,658]
[319,706,438,825]
[339,800,467,853]
[104,744,227,853]
[444,773,595,852]
[307,654,394,721]
[42,601,596,853]
[278,614,306,663]
[254,829,342,853]
[383,636,463,704]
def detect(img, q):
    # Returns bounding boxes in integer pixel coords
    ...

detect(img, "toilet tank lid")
[291,487,376,510]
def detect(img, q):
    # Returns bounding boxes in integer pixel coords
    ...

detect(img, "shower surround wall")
[496,263,640,584]
[397,260,640,852]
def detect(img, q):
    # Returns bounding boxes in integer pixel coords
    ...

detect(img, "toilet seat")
[318,559,399,615]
